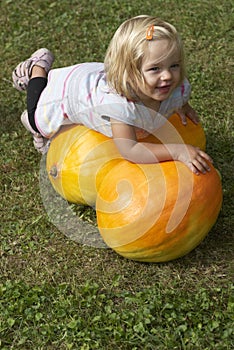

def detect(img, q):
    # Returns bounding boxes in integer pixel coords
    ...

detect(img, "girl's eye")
[149,66,160,72]
[171,63,180,70]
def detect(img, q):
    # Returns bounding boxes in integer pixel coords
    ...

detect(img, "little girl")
[12,15,212,175]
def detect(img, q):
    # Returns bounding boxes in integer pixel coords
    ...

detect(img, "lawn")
[0,0,233,349]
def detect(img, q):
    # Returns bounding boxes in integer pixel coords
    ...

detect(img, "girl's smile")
[156,84,171,94]
[137,39,181,110]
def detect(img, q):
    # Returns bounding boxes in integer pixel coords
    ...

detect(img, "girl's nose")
[160,69,172,80]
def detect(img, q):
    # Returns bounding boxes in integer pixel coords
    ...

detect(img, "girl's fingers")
[187,162,200,175]
[191,154,212,174]
[187,150,213,175]
[178,104,200,125]
[198,150,213,163]
[187,110,199,124]
[178,111,187,125]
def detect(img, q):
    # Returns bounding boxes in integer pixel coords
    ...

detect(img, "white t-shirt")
[35,62,191,139]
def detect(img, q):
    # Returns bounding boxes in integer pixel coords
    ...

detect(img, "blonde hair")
[104,15,185,101]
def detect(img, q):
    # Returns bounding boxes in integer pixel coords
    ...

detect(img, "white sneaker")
[21,110,50,154]
[12,48,54,91]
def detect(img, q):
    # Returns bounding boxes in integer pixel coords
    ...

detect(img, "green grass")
[0,0,233,349]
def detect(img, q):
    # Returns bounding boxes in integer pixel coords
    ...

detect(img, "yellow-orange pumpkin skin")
[46,125,122,205]
[143,113,206,150]
[96,160,222,262]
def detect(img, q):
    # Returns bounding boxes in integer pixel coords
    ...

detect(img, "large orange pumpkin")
[46,113,222,262]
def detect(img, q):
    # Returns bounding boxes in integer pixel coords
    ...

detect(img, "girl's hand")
[175,144,213,175]
[177,102,199,125]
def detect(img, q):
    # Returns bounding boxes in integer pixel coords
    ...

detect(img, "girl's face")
[137,39,182,109]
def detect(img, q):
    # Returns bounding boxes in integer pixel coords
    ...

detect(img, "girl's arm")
[111,118,212,175]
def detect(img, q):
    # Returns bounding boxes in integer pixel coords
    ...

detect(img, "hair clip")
[146,25,154,40]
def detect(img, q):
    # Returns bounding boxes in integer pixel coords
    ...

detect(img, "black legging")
[27,77,47,133]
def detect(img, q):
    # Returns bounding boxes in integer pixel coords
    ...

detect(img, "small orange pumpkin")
[46,125,121,205]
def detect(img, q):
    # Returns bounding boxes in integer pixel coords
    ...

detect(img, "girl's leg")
[13,49,54,154]
[21,69,51,154]
[12,48,54,133]
[27,77,47,132]
[27,66,48,132]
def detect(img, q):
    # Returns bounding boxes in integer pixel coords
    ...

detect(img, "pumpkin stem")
[49,165,58,178]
